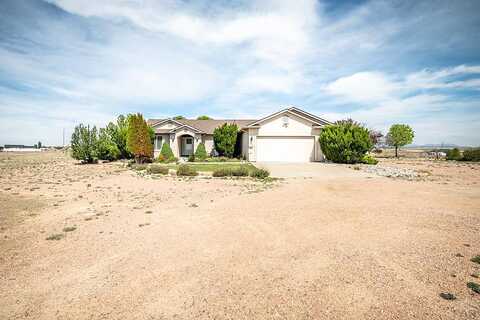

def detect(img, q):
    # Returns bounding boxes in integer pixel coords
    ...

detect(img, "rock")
[439,292,456,300]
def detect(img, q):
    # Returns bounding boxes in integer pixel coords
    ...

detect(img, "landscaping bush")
[188,154,195,162]
[249,168,270,179]
[462,148,480,162]
[97,128,120,161]
[231,166,250,177]
[194,142,208,161]
[105,115,131,159]
[446,148,462,161]
[319,119,372,164]
[126,113,153,163]
[176,164,198,176]
[212,167,233,177]
[157,143,176,163]
[212,166,250,177]
[361,154,378,165]
[131,163,148,171]
[71,124,98,163]
[213,123,238,158]
[146,165,169,175]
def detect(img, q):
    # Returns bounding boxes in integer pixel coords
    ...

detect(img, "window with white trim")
[155,136,163,149]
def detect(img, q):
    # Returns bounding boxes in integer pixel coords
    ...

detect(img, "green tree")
[105,115,131,159]
[386,124,414,158]
[158,143,175,163]
[446,148,462,161]
[319,119,372,164]
[71,124,98,163]
[196,115,212,120]
[97,128,120,161]
[173,115,185,120]
[213,123,238,158]
[194,142,207,161]
[37,141,42,149]
[126,113,153,163]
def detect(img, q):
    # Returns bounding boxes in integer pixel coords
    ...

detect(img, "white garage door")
[256,136,314,162]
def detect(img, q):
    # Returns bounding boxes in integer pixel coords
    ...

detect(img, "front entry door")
[182,137,194,156]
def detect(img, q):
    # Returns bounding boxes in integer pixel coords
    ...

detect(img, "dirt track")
[1,152,479,319]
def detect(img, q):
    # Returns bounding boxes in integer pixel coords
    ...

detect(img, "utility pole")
[62,128,65,147]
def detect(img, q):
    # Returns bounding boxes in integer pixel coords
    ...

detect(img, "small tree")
[173,115,185,120]
[213,123,238,158]
[386,124,414,158]
[71,124,98,163]
[105,115,131,159]
[97,128,120,161]
[196,115,212,120]
[158,142,175,163]
[319,119,372,164]
[126,113,153,163]
[37,141,42,149]
[194,142,207,161]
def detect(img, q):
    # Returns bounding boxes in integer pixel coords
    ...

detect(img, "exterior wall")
[241,131,249,160]
[153,134,170,158]
[202,134,214,155]
[257,113,315,136]
[248,128,258,162]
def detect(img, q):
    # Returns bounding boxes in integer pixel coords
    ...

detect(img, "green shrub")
[157,143,176,163]
[319,119,372,164]
[462,148,480,162]
[188,154,195,162]
[213,123,238,158]
[361,154,378,165]
[97,128,120,161]
[232,166,250,176]
[212,168,232,177]
[71,124,98,163]
[194,142,208,161]
[446,148,462,161]
[249,168,270,179]
[176,164,198,176]
[105,115,132,159]
[131,163,148,171]
[212,166,250,177]
[146,165,169,175]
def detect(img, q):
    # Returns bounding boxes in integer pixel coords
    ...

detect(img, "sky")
[1,0,479,146]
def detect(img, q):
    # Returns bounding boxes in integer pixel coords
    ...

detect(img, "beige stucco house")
[147,107,331,162]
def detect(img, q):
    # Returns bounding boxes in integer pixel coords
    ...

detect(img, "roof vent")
[282,115,289,127]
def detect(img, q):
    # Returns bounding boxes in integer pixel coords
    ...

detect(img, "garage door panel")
[257,136,314,162]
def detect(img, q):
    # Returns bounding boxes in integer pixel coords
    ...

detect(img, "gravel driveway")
[256,162,372,178]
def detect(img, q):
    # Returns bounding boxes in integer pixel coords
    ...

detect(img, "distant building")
[2,144,43,152]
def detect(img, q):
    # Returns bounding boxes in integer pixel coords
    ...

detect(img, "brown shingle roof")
[147,119,257,134]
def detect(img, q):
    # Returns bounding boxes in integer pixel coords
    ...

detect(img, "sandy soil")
[1,151,479,319]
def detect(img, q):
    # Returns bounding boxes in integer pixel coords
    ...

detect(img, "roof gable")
[246,107,331,128]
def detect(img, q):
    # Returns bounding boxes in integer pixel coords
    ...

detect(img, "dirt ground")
[1,151,479,319]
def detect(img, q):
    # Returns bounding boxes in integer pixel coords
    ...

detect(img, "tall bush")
[97,128,120,161]
[194,142,207,161]
[71,124,98,163]
[126,113,153,163]
[319,119,372,164]
[213,123,238,158]
[105,115,131,159]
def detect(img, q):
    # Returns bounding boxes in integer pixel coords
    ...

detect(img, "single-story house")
[147,106,331,162]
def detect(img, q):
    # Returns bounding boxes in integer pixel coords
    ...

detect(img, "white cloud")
[324,72,399,103]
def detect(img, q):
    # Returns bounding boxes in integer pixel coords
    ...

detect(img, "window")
[155,136,163,149]
[186,138,193,144]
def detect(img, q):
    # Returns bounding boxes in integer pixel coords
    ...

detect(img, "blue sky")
[1,0,479,146]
